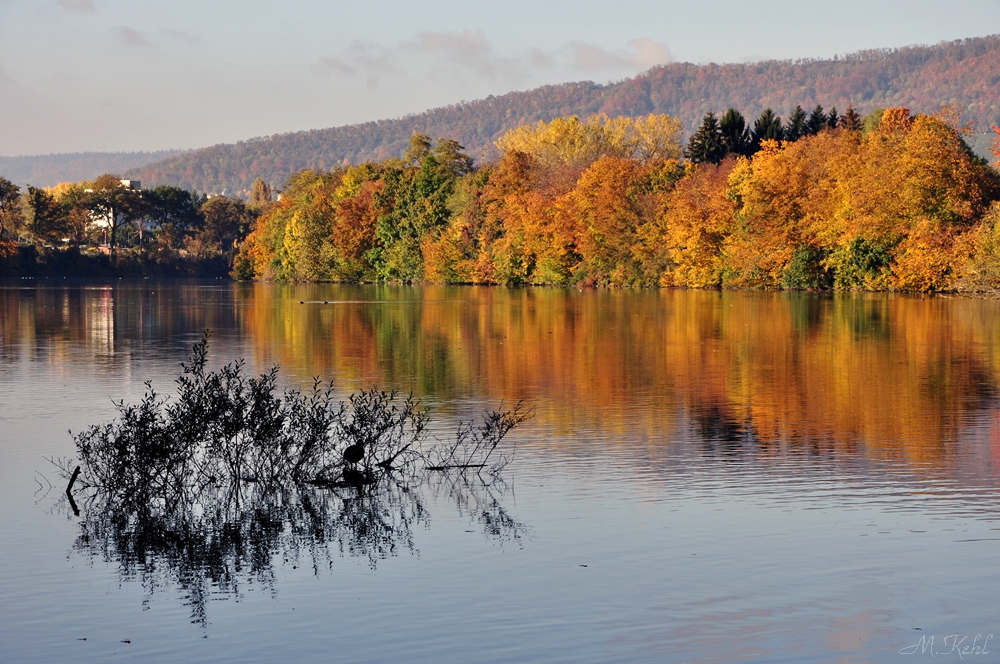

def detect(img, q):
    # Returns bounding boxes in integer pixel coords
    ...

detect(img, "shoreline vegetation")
[5,106,1000,292]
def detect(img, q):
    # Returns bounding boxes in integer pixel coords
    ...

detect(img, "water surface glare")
[2,282,1000,663]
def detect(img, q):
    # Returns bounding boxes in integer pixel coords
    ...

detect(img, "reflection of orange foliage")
[3,284,999,470]
[230,285,1000,468]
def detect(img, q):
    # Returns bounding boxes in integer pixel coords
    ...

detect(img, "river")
[2,281,999,662]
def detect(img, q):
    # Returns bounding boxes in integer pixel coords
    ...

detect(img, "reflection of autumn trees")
[6,282,999,469]
[236,286,1000,467]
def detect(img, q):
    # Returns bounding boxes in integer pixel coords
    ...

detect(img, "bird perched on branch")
[343,441,365,465]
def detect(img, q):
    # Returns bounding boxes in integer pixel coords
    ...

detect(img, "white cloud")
[114,27,150,48]
[628,38,673,68]
[58,0,96,13]
[565,38,673,72]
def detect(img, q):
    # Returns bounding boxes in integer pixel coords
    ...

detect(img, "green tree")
[24,186,65,245]
[405,132,433,165]
[88,175,142,257]
[826,106,839,129]
[431,139,475,180]
[719,108,752,157]
[805,105,827,135]
[752,109,784,149]
[250,177,272,208]
[685,112,726,165]
[198,196,251,256]
[785,105,808,141]
[862,108,887,135]
[146,186,204,249]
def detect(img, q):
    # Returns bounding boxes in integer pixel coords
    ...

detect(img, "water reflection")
[62,473,522,626]
[4,283,1000,471]
[238,286,1000,468]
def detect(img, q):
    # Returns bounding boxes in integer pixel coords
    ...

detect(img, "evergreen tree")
[719,108,752,157]
[785,105,807,141]
[685,112,726,165]
[752,109,784,150]
[839,105,863,131]
[827,106,839,129]
[805,105,827,135]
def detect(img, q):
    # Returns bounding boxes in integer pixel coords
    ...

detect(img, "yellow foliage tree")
[657,161,738,287]
[495,114,682,168]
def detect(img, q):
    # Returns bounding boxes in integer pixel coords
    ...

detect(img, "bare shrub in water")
[58,332,526,502]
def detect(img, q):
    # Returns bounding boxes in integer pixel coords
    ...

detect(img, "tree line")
[0,175,271,271]
[235,107,1000,292]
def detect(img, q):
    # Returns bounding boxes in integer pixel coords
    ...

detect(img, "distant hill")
[0,151,187,188]
[131,35,1000,196]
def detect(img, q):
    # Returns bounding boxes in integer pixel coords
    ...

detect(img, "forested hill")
[132,35,1000,196]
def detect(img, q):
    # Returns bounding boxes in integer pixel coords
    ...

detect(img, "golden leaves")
[494,113,683,168]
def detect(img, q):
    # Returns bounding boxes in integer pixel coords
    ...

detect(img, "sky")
[1,0,999,156]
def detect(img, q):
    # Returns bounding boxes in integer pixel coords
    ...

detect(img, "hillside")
[132,35,1000,196]
[0,151,186,188]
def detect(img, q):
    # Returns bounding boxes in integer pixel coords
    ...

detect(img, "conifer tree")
[685,112,726,165]
[805,105,827,135]
[827,106,839,129]
[719,108,752,157]
[839,105,863,131]
[752,109,784,150]
[785,105,807,141]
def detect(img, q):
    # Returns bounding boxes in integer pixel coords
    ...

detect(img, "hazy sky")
[1,0,998,156]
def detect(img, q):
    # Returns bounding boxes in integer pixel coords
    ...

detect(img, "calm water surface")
[3,281,1000,663]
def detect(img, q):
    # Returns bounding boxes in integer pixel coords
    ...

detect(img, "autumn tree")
[830,108,999,290]
[990,124,1000,166]
[658,161,738,287]
[405,132,433,165]
[0,177,22,243]
[250,177,273,208]
[495,114,682,169]
[568,156,656,286]
[52,182,94,247]
[838,105,862,131]
[333,168,384,280]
